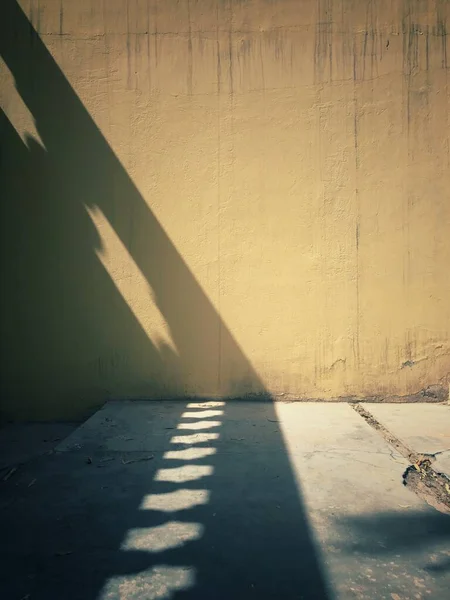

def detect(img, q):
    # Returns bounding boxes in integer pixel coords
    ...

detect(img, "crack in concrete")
[351,403,450,514]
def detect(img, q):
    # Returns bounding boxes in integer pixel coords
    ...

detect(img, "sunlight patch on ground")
[155,464,214,483]
[163,447,217,461]
[121,522,204,552]
[170,432,220,445]
[177,420,221,431]
[140,489,210,512]
[181,410,224,419]
[99,565,195,599]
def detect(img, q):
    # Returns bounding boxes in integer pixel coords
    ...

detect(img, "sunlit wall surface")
[1,0,449,419]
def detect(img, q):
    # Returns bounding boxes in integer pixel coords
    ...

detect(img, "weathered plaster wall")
[1,0,449,419]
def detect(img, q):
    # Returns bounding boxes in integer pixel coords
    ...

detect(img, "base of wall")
[271,383,449,404]
[2,383,448,424]
[114,382,449,405]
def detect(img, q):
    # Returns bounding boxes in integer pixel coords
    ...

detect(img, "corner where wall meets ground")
[1,0,449,420]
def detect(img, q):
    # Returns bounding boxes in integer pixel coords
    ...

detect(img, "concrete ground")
[0,401,449,600]
[365,403,450,476]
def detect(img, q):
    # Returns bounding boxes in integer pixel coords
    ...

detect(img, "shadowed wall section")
[1,0,449,419]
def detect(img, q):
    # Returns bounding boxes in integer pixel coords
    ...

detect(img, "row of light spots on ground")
[99,401,225,599]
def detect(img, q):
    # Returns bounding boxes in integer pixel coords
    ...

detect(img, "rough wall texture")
[1,0,449,419]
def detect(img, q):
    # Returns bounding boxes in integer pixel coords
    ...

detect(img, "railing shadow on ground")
[0,401,332,599]
[0,1,330,598]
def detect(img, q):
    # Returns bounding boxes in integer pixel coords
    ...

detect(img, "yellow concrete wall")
[1,0,449,420]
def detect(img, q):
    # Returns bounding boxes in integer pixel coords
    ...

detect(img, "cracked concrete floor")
[0,401,449,600]
[364,403,450,476]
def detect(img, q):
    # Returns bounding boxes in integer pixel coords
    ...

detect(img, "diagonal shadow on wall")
[0,0,266,420]
[0,2,331,599]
